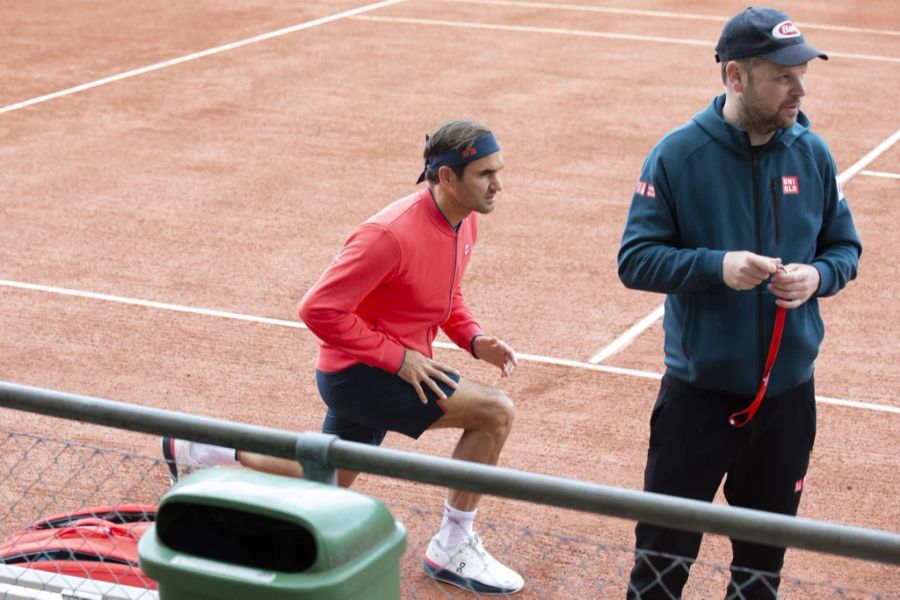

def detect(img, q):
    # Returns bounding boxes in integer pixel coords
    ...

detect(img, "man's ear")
[438,165,455,186]
[727,61,744,93]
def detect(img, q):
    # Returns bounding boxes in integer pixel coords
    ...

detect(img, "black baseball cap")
[715,7,828,65]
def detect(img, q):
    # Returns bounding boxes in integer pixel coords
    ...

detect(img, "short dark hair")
[422,119,492,184]
[720,57,762,85]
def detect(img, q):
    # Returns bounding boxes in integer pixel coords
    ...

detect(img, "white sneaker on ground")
[160,436,201,485]
[423,532,524,595]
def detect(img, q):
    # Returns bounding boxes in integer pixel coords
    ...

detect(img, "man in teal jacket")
[618,7,861,599]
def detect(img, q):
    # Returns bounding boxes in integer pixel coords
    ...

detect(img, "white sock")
[437,501,477,549]
[188,442,239,466]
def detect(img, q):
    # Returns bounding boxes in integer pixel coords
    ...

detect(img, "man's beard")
[737,93,796,137]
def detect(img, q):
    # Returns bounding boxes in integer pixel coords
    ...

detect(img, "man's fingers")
[429,368,458,389]
[422,376,447,401]
[412,381,428,405]
[775,297,801,309]
[501,360,515,377]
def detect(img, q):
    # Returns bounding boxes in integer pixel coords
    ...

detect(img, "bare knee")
[435,379,516,433]
[483,388,516,433]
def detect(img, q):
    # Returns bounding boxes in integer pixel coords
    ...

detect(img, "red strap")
[729,305,788,427]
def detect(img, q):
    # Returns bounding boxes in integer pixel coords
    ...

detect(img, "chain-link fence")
[0,430,163,599]
[385,501,891,599]
[0,429,893,600]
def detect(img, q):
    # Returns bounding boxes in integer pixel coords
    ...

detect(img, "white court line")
[838,129,900,184]
[1,278,897,415]
[0,0,407,115]
[437,0,900,37]
[861,169,900,180]
[816,395,900,413]
[0,279,308,331]
[354,15,712,49]
[588,305,664,364]
[587,129,900,364]
[352,15,900,64]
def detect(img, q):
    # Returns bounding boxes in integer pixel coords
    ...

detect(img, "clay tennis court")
[1,0,898,597]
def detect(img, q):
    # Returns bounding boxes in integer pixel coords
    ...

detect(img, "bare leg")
[428,377,515,511]
[238,452,359,488]
[419,377,523,594]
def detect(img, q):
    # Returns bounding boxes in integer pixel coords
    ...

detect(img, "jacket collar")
[693,94,810,156]
[420,187,463,234]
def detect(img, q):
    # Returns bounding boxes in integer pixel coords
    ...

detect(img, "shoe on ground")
[423,532,524,595]
[160,436,201,485]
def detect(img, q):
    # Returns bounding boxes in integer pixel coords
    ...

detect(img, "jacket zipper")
[445,232,459,322]
[771,178,781,245]
[751,148,764,381]
[429,229,459,350]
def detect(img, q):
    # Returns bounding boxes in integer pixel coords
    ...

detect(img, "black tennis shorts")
[316,362,460,446]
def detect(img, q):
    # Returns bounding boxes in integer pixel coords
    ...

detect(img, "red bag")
[0,504,157,589]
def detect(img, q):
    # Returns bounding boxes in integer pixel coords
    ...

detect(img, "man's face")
[448,152,505,215]
[738,60,808,135]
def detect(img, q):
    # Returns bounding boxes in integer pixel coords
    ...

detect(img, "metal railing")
[2,380,897,568]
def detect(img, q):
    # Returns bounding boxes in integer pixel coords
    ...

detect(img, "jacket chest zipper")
[751,154,762,255]
[427,234,458,350]
[771,178,781,245]
[445,234,459,322]
[751,152,764,380]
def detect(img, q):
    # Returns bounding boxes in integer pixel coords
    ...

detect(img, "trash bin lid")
[157,468,400,572]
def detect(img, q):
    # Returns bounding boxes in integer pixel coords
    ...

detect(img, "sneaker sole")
[423,559,523,595]
[160,436,179,485]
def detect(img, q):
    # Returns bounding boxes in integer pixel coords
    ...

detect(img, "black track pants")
[626,374,816,600]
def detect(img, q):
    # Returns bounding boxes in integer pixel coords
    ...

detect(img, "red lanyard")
[729,305,788,427]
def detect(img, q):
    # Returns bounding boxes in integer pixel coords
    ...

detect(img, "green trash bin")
[138,468,407,599]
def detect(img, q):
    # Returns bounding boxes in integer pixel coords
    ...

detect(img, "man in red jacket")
[163,119,523,595]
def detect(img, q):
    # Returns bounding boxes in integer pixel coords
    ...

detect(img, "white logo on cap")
[772,20,801,39]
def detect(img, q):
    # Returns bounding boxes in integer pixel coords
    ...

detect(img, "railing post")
[295,431,339,485]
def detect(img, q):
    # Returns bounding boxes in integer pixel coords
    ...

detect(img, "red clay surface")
[1,0,898,597]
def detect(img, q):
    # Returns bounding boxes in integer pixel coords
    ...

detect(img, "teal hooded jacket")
[618,94,861,397]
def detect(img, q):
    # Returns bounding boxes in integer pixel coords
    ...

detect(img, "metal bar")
[2,381,898,565]
[317,435,900,565]
[0,381,297,460]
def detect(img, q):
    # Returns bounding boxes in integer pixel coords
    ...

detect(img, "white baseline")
[437,0,900,37]
[0,0,408,115]
[861,170,900,180]
[0,279,897,416]
[351,15,900,64]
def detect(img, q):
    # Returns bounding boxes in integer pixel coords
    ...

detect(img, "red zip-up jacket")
[298,187,483,373]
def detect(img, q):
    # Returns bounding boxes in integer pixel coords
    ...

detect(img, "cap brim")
[761,42,828,66]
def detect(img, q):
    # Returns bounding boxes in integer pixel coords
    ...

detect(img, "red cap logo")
[772,20,801,39]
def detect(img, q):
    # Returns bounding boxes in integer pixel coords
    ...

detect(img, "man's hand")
[472,335,518,377]
[396,349,459,404]
[723,251,782,290]
[768,263,820,309]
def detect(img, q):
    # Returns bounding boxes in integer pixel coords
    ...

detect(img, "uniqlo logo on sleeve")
[782,176,799,194]
[634,180,658,198]
[794,478,805,493]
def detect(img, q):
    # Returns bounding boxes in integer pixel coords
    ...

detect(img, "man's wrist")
[469,333,485,359]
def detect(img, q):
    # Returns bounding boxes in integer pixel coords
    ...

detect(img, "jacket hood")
[692,94,810,157]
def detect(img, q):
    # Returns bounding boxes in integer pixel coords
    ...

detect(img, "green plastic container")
[138,468,406,599]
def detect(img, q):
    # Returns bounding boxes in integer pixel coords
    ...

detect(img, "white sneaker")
[160,436,201,485]
[423,533,524,595]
